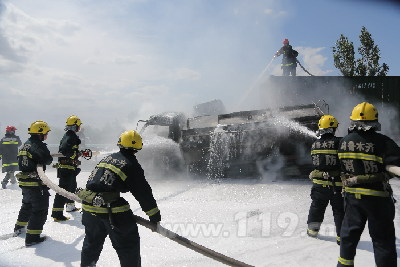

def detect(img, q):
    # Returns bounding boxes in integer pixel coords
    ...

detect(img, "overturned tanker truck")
[138,100,326,179]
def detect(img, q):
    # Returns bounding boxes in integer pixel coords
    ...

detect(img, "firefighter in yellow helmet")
[337,102,400,267]
[51,115,83,221]
[307,115,344,244]
[79,130,161,267]
[14,121,53,246]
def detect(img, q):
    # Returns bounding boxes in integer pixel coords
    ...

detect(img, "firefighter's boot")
[25,234,47,246]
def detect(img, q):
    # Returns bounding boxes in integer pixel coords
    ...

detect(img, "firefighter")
[79,130,161,267]
[0,126,22,189]
[337,102,400,267]
[275,38,298,76]
[307,115,344,245]
[14,121,53,246]
[51,115,83,222]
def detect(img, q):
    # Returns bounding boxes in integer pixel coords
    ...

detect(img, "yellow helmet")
[28,121,51,135]
[118,130,143,150]
[318,115,339,129]
[350,102,378,121]
[66,115,82,126]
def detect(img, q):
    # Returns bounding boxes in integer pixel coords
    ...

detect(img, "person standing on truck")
[14,121,53,246]
[275,38,298,76]
[51,115,83,222]
[0,126,22,189]
[78,130,161,267]
[337,102,400,267]
[307,115,344,244]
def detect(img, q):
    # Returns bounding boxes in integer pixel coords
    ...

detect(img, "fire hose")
[36,165,254,267]
[51,149,99,160]
[386,165,400,177]
[296,59,314,76]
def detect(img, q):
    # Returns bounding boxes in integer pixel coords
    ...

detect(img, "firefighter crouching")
[14,121,53,246]
[307,115,344,244]
[337,102,400,267]
[79,130,161,267]
[51,115,83,222]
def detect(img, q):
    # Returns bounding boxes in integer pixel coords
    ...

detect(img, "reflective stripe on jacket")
[338,152,383,164]
[82,203,131,214]
[312,179,343,187]
[344,187,390,197]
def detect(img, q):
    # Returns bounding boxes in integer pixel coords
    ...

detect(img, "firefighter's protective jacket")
[17,135,53,188]
[276,45,298,67]
[0,133,22,172]
[310,133,342,187]
[338,129,400,196]
[58,130,81,171]
[83,149,160,222]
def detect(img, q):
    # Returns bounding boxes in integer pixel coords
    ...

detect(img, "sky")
[1,0,399,135]
[1,168,400,266]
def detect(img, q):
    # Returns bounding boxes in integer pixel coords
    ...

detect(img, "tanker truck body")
[139,102,324,179]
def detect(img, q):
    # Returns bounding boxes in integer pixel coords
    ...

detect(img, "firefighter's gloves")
[93,195,105,207]
[341,173,386,187]
[148,208,161,232]
[148,210,161,232]
[76,187,100,205]
[150,220,160,233]
[149,210,161,223]
[309,169,320,180]
[343,176,358,187]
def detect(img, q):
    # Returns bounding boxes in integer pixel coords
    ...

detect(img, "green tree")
[333,26,389,76]
[333,34,356,76]
[356,26,389,76]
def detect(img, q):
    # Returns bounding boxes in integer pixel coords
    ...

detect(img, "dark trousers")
[307,185,344,237]
[81,210,141,267]
[17,187,49,239]
[282,66,296,76]
[2,171,16,185]
[337,193,397,267]
[52,168,78,216]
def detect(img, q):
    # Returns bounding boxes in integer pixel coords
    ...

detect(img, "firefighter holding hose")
[337,102,400,267]
[14,121,53,246]
[275,38,298,76]
[307,115,344,244]
[78,130,161,267]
